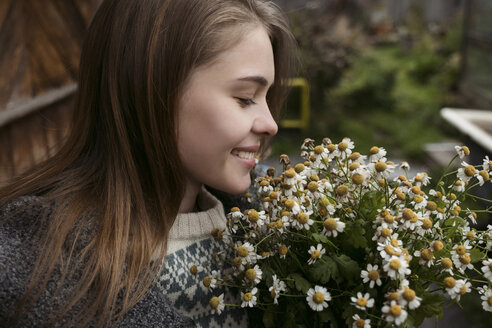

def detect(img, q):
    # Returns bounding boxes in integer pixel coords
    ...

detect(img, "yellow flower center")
[231,207,240,212]
[432,240,443,251]
[414,195,424,203]
[352,173,364,185]
[311,249,321,259]
[410,215,418,223]
[441,258,452,269]
[203,276,212,287]
[375,161,387,172]
[308,181,319,192]
[324,218,338,231]
[384,215,394,224]
[385,245,395,256]
[297,213,309,224]
[260,179,270,187]
[403,287,416,301]
[461,146,470,156]
[314,145,324,154]
[411,186,422,195]
[209,296,220,309]
[488,161,492,170]
[422,218,433,230]
[313,292,325,304]
[421,249,434,261]
[190,265,198,275]
[232,257,242,268]
[402,208,414,221]
[319,208,328,217]
[459,254,471,265]
[285,199,295,209]
[356,319,366,328]
[237,246,249,258]
[479,170,490,181]
[319,197,330,207]
[349,152,361,160]
[459,284,468,295]
[444,277,456,288]
[356,297,368,307]
[279,245,288,256]
[389,292,400,301]
[488,297,492,307]
[391,238,399,247]
[426,201,437,211]
[464,165,476,177]
[390,259,401,270]
[243,292,253,302]
[326,144,336,152]
[381,228,392,238]
[269,191,278,199]
[336,185,349,196]
[270,289,277,299]
[284,168,296,178]
[294,163,305,173]
[368,270,379,281]
[396,191,406,201]
[261,252,270,258]
[370,146,380,154]
[455,245,466,256]
[245,268,257,281]
[447,193,457,200]
[489,262,492,271]
[338,141,348,151]
[349,162,360,171]
[248,209,259,222]
[275,220,284,229]
[390,304,402,317]
[467,231,474,240]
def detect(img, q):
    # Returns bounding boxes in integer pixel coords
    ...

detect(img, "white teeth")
[232,150,255,159]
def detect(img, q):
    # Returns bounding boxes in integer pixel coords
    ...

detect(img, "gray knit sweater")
[0,197,195,327]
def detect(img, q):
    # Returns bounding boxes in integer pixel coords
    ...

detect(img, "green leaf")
[288,273,311,294]
[308,257,338,284]
[334,254,360,283]
[418,291,445,320]
[312,232,328,244]
[345,222,367,249]
[470,248,485,263]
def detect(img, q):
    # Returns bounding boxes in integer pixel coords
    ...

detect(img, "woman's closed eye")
[236,97,257,107]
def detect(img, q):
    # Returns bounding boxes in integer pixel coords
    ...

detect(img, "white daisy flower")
[235,242,258,265]
[377,242,401,261]
[209,294,225,314]
[368,160,395,179]
[361,263,382,288]
[399,161,410,171]
[244,265,262,285]
[412,172,431,186]
[483,155,492,172]
[457,161,476,183]
[308,243,326,265]
[479,286,492,312]
[383,255,411,280]
[292,211,314,230]
[399,286,422,310]
[369,146,387,162]
[382,300,408,326]
[444,276,460,299]
[454,279,471,302]
[352,314,371,328]
[241,287,258,308]
[351,292,375,310]
[306,285,331,311]
[481,258,492,281]
[322,217,346,237]
[269,274,287,304]
[454,145,470,159]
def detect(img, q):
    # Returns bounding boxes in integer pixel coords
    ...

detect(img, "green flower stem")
[255,232,275,248]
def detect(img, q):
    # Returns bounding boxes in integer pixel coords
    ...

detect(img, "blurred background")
[0,0,491,326]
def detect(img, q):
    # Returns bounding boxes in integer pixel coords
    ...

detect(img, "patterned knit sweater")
[0,197,195,327]
[157,188,248,328]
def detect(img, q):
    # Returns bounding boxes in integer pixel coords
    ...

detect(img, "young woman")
[0,0,295,327]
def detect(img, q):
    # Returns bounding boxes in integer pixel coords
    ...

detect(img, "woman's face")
[177,26,277,195]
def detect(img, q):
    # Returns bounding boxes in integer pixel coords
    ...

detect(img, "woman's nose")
[252,103,278,137]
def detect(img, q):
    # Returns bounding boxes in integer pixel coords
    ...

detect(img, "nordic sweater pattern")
[157,188,247,328]
[0,197,194,328]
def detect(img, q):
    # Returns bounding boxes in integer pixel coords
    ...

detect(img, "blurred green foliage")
[272,7,463,162]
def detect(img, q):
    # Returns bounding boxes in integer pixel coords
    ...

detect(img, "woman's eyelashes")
[236,97,257,107]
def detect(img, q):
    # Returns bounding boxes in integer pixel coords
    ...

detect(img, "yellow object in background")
[279,77,310,132]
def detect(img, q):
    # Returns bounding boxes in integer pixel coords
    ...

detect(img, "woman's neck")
[179,180,202,213]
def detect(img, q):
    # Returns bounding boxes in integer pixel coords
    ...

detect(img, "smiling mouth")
[231,149,256,160]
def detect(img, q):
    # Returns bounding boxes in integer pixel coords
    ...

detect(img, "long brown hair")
[1,0,295,326]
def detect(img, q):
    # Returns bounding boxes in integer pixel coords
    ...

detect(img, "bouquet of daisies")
[196,138,492,327]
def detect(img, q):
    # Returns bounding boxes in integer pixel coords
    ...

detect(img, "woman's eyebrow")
[236,75,270,87]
